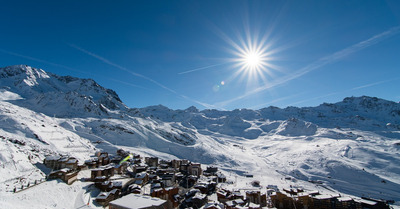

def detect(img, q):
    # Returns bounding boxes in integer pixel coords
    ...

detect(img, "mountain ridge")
[1,65,400,206]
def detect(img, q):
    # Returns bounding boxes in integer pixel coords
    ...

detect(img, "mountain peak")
[0,65,50,86]
[0,65,126,117]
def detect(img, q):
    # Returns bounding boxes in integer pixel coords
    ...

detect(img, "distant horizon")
[2,63,398,111]
[1,1,399,110]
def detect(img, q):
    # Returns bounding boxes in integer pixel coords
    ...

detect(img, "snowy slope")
[0,65,126,117]
[1,65,400,207]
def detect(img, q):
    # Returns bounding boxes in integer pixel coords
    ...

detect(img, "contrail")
[288,78,400,107]
[178,62,229,75]
[249,92,308,109]
[0,49,84,74]
[69,44,214,109]
[69,44,179,93]
[215,26,400,108]
[352,77,400,90]
[0,48,159,92]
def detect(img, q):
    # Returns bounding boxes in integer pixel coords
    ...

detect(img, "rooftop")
[109,194,166,209]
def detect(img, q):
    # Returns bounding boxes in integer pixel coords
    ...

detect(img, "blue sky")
[1,0,399,110]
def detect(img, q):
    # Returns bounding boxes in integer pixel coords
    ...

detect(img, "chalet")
[270,191,295,209]
[188,163,202,177]
[43,155,61,169]
[151,187,180,209]
[95,189,120,206]
[98,152,110,166]
[65,157,78,170]
[84,157,99,168]
[58,157,70,169]
[203,202,225,209]
[113,163,127,174]
[179,160,190,174]
[336,196,360,209]
[131,164,147,174]
[91,165,114,181]
[204,166,218,176]
[194,183,208,194]
[145,157,159,167]
[313,194,340,209]
[134,172,149,186]
[95,181,123,192]
[194,179,217,194]
[171,159,182,169]
[160,172,176,187]
[296,192,313,209]
[44,155,78,171]
[356,197,390,209]
[191,192,207,208]
[109,194,167,209]
[247,202,262,209]
[127,184,142,194]
[48,168,78,185]
[226,199,246,209]
[245,191,267,207]
[216,172,226,183]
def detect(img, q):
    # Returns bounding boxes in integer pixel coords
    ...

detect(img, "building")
[91,165,114,181]
[151,187,180,209]
[43,155,61,169]
[95,181,123,192]
[109,194,167,209]
[145,157,159,167]
[188,163,202,177]
[246,191,267,207]
[44,155,78,171]
[95,189,120,206]
[48,168,78,185]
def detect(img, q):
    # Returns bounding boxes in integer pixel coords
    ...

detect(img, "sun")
[243,51,262,69]
[234,43,271,81]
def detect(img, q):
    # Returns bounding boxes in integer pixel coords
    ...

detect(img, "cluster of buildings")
[43,150,392,209]
[269,187,391,209]
[44,155,81,185]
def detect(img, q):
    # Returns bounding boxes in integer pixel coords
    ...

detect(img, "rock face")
[276,118,318,136]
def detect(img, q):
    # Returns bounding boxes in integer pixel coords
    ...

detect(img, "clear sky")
[1,0,400,110]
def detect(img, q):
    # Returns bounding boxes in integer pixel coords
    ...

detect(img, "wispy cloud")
[69,44,214,109]
[351,77,400,90]
[178,62,228,75]
[215,26,400,108]
[1,48,155,91]
[0,48,85,74]
[249,92,307,109]
[288,77,400,107]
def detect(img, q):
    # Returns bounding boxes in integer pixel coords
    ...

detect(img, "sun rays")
[227,32,279,89]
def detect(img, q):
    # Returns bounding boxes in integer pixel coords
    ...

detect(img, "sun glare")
[243,51,262,69]
[233,42,273,84]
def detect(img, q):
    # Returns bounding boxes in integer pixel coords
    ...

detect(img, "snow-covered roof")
[314,194,334,200]
[109,194,166,208]
[135,172,147,179]
[204,202,224,209]
[193,193,206,200]
[58,157,69,162]
[113,181,122,187]
[356,198,377,205]
[66,159,77,164]
[45,155,61,161]
[96,192,110,200]
[337,196,353,202]
[60,168,71,173]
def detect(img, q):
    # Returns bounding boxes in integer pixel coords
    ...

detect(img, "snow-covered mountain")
[0,65,126,117]
[1,65,400,207]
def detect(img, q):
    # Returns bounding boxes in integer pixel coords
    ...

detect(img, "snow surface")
[1,65,400,207]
